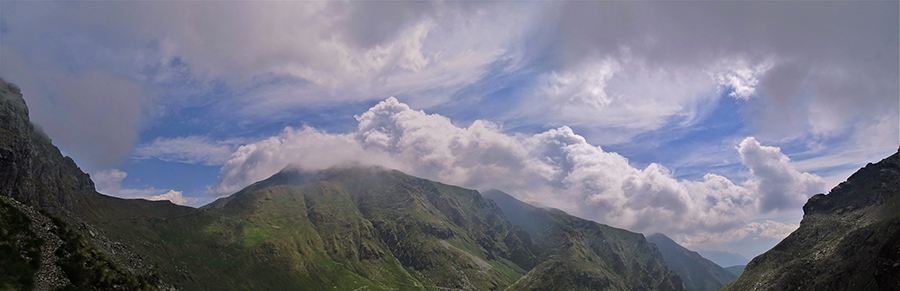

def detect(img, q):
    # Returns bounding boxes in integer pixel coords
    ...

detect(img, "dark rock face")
[0,78,96,214]
[724,150,900,291]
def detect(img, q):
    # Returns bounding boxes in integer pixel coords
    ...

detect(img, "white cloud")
[517,56,774,144]
[92,169,131,195]
[676,220,800,248]
[211,98,823,242]
[148,190,192,205]
[92,168,197,205]
[738,137,825,213]
[134,136,243,166]
[715,59,774,100]
[208,126,402,195]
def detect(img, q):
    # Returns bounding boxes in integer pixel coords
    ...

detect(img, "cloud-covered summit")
[211,97,823,246]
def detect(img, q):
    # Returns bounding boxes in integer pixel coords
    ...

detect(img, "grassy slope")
[77,167,534,290]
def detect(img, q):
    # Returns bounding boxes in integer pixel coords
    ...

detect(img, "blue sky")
[1,1,897,259]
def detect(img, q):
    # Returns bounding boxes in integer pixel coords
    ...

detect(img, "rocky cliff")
[0,79,95,214]
[0,78,163,290]
[723,150,900,291]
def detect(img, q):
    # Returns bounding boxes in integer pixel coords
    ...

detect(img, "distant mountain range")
[646,233,738,291]
[697,250,749,268]
[724,265,745,278]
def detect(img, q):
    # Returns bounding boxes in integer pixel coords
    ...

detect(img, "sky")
[1,1,897,259]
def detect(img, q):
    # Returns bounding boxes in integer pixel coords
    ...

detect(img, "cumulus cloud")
[148,190,192,205]
[739,137,825,213]
[134,136,243,166]
[92,169,196,205]
[212,98,823,241]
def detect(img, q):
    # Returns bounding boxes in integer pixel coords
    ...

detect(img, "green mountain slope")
[722,150,900,291]
[483,190,685,291]
[646,233,737,291]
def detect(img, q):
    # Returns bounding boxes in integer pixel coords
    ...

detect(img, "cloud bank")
[210,98,824,242]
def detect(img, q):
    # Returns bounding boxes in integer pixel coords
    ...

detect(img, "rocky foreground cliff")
[1,78,167,290]
[723,150,900,291]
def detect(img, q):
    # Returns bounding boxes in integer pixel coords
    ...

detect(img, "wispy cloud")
[134,136,245,166]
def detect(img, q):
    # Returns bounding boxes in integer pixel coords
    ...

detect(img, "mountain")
[1,79,166,289]
[697,250,749,267]
[2,77,686,290]
[482,190,685,291]
[645,233,737,291]
[723,150,900,291]
[724,265,744,277]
